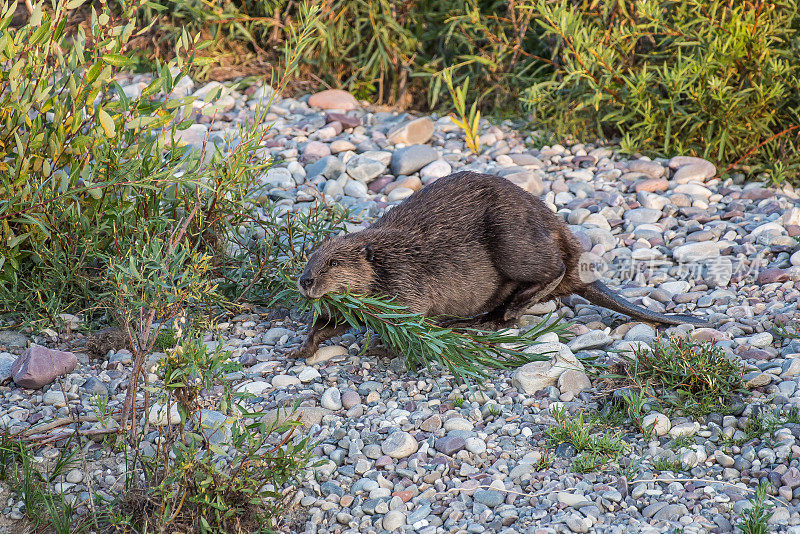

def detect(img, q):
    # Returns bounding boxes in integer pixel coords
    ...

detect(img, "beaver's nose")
[299,276,314,290]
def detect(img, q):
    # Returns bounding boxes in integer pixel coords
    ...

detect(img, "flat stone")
[325,112,360,129]
[300,141,331,164]
[624,207,662,224]
[265,406,332,428]
[390,145,438,175]
[0,330,27,348]
[669,421,700,438]
[672,242,720,263]
[194,409,231,445]
[382,510,406,531]
[758,268,789,284]
[568,330,611,351]
[308,89,358,110]
[635,178,669,193]
[420,414,442,432]
[298,367,321,382]
[473,489,504,507]
[443,417,474,431]
[387,117,434,145]
[305,155,344,179]
[629,160,665,178]
[307,345,348,365]
[420,160,452,181]
[271,374,300,388]
[0,352,17,382]
[148,403,181,426]
[346,156,387,183]
[434,435,466,455]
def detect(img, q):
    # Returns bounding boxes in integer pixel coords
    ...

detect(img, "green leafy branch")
[308,291,569,383]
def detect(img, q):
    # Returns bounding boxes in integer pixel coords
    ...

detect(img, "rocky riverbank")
[2,75,800,533]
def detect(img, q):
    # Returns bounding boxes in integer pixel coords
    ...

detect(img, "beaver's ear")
[362,244,375,262]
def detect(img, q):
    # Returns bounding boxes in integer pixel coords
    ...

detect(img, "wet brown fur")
[292,171,705,359]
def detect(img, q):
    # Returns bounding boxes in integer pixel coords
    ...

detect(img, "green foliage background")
[126,0,800,180]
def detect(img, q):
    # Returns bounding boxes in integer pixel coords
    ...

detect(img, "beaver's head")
[297,235,376,299]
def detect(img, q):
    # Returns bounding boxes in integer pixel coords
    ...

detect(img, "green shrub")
[106,332,315,533]
[623,336,745,416]
[0,0,209,319]
[527,0,800,179]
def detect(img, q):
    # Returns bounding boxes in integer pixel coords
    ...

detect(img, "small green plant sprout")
[487,404,502,417]
[534,449,553,471]
[623,336,746,416]
[440,67,482,154]
[310,291,569,383]
[773,319,800,340]
[452,395,466,408]
[737,481,774,534]
[547,405,628,473]
[652,458,683,473]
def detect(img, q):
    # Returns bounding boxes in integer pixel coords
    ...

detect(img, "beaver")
[292,171,707,359]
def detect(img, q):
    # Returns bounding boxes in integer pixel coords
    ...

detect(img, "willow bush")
[526,0,800,179]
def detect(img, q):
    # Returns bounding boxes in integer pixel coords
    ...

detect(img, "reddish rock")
[11,345,77,389]
[392,490,414,502]
[758,268,789,284]
[787,224,800,237]
[308,89,358,110]
[635,178,669,193]
[325,112,361,129]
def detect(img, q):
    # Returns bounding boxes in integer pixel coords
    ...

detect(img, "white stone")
[672,242,720,263]
[642,412,671,436]
[420,160,451,180]
[321,387,342,410]
[444,417,474,432]
[382,510,406,531]
[298,367,321,383]
[557,369,591,396]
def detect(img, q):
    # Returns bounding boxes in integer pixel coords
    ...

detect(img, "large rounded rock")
[557,369,591,396]
[308,89,358,110]
[642,412,671,436]
[381,431,418,458]
[11,345,77,389]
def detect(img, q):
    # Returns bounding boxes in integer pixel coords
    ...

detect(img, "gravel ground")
[2,73,800,533]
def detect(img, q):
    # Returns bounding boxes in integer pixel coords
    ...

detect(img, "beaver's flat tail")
[575,280,709,326]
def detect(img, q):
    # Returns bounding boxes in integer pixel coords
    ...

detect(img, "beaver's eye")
[329,259,339,268]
